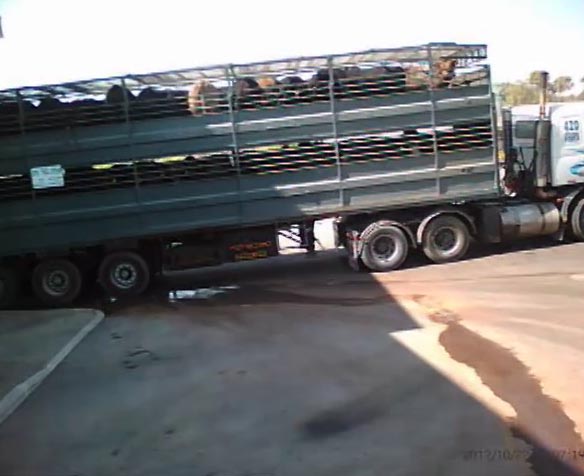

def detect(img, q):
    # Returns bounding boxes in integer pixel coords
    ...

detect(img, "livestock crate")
[0,42,498,257]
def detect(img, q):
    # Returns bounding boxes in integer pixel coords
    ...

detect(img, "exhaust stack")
[538,71,549,119]
[535,71,551,188]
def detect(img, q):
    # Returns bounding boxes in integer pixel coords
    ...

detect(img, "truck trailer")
[0,42,581,307]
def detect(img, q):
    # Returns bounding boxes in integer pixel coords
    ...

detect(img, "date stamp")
[461,448,584,462]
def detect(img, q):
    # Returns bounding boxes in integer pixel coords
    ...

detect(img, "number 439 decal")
[564,120,581,143]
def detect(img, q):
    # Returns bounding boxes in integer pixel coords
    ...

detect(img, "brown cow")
[405,64,428,90]
[257,76,282,107]
[405,58,457,91]
[257,77,278,89]
[187,80,224,115]
[432,58,457,88]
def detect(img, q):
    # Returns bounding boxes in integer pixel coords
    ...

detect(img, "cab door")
[551,106,584,186]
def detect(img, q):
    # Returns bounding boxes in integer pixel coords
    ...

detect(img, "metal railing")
[0,120,493,202]
[0,42,488,134]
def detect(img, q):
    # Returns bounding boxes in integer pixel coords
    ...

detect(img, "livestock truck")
[0,42,582,307]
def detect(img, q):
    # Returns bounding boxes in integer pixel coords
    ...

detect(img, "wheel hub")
[43,270,70,297]
[433,227,456,251]
[112,263,137,289]
[372,236,397,261]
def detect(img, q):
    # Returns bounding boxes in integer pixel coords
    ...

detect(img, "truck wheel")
[0,266,20,309]
[570,199,584,241]
[361,225,409,272]
[422,215,470,264]
[98,251,150,297]
[32,259,83,306]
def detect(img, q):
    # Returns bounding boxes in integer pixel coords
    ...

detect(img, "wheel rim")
[111,263,138,290]
[42,269,71,297]
[371,235,399,263]
[433,227,457,252]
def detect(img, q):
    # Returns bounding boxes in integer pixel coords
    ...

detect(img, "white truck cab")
[511,102,584,187]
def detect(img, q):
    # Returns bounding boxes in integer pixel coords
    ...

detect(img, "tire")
[0,266,20,309]
[422,215,470,264]
[32,259,83,306]
[361,225,409,272]
[570,199,584,241]
[98,251,150,297]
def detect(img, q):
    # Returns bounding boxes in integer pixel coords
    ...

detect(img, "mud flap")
[345,230,363,271]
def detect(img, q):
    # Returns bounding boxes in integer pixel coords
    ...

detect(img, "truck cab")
[510,102,584,188]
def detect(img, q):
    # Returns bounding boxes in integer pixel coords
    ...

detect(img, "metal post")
[121,78,137,187]
[122,77,145,227]
[121,78,131,125]
[16,90,43,240]
[16,92,28,167]
[15,90,26,137]
[16,90,36,201]
[486,65,501,192]
[327,57,344,207]
[426,45,441,196]
[227,65,243,222]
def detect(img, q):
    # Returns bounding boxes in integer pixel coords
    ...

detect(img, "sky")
[0,0,583,91]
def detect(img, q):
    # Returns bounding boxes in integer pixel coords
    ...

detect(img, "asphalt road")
[1,237,584,476]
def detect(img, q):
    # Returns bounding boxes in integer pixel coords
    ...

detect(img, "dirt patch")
[440,322,584,476]
[412,294,460,324]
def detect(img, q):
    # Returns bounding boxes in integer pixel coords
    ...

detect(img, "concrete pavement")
[0,308,103,425]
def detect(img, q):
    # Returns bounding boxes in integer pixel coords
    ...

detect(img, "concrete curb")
[0,309,104,426]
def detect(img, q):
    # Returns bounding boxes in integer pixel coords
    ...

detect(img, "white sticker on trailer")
[30,165,65,189]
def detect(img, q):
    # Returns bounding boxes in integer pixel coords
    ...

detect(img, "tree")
[497,73,582,106]
[528,71,542,86]
[551,76,574,94]
[497,81,539,107]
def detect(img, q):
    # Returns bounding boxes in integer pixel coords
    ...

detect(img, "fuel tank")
[479,202,560,242]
